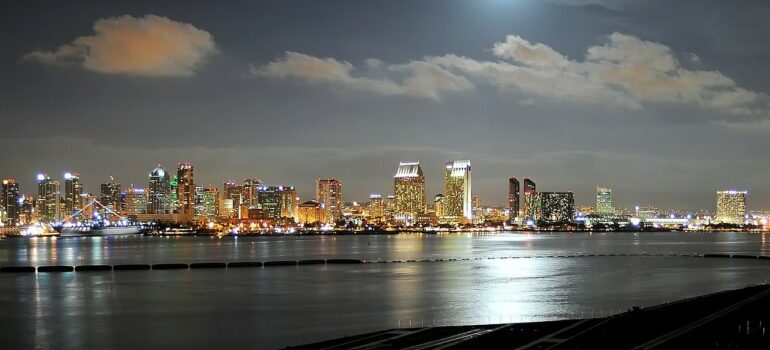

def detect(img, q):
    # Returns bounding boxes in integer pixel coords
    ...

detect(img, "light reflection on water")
[1,232,769,349]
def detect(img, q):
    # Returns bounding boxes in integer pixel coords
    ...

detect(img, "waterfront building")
[442,160,472,223]
[148,165,171,214]
[522,178,538,221]
[539,192,575,223]
[366,194,384,222]
[176,163,194,216]
[100,178,121,213]
[716,190,747,225]
[434,194,445,219]
[1,179,20,226]
[472,195,483,224]
[223,180,242,215]
[63,172,84,220]
[258,186,282,220]
[596,186,613,214]
[316,179,342,223]
[124,185,147,216]
[36,173,60,223]
[219,198,234,219]
[242,178,262,208]
[280,186,298,220]
[298,200,322,224]
[202,186,219,219]
[508,177,520,220]
[393,162,426,221]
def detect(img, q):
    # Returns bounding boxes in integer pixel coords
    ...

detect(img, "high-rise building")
[716,190,747,225]
[124,185,147,216]
[539,192,575,223]
[36,173,60,223]
[258,186,283,220]
[316,179,342,223]
[508,177,520,220]
[366,194,384,222]
[202,186,219,219]
[522,178,538,221]
[472,195,483,223]
[443,160,472,223]
[1,179,21,226]
[596,186,613,214]
[63,172,84,220]
[434,194,445,218]
[148,165,171,214]
[100,177,121,213]
[223,180,242,212]
[393,162,426,220]
[280,186,298,220]
[242,178,262,208]
[176,163,194,216]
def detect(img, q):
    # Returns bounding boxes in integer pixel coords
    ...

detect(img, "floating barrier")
[38,265,74,272]
[731,254,758,259]
[327,258,363,264]
[263,260,297,267]
[190,262,227,269]
[0,266,35,273]
[227,261,263,268]
[298,259,325,265]
[113,264,151,270]
[75,265,112,272]
[152,263,189,270]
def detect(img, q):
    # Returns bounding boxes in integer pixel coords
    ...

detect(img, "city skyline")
[2,0,770,209]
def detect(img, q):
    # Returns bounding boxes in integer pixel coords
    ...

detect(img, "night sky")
[2,0,769,210]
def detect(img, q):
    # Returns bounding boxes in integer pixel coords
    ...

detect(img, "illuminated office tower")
[202,186,220,219]
[443,160,472,223]
[280,186,298,220]
[64,172,84,219]
[258,186,282,220]
[434,194,445,218]
[148,165,171,214]
[367,194,384,221]
[18,195,34,225]
[193,185,204,216]
[393,162,426,220]
[124,186,147,216]
[176,163,194,215]
[223,180,243,211]
[472,195,483,223]
[1,179,21,225]
[539,192,575,223]
[242,178,262,208]
[316,179,342,223]
[716,190,747,225]
[100,178,121,213]
[522,178,538,221]
[596,186,613,214]
[36,173,60,223]
[508,177,520,220]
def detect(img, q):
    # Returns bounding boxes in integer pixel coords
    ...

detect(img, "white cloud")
[24,15,216,77]
[253,51,473,99]
[255,32,763,116]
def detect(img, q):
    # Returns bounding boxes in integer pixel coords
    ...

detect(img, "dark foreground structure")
[290,284,770,349]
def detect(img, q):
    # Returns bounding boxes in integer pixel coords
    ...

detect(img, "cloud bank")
[24,15,216,77]
[255,33,762,115]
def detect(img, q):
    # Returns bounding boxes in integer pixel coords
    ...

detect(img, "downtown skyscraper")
[596,186,613,214]
[316,179,342,223]
[64,172,84,219]
[148,165,171,214]
[393,162,426,221]
[508,177,520,220]
[443,160,472,223]
[539,192,575,223]
[716,190,747,225]
[100,177,121,213]
[176,163,194,216]
[1,178,21,225]
[36,173,60,223]
[522,178,538,221]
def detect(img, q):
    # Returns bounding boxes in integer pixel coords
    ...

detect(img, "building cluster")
[0,161,759,231]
